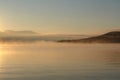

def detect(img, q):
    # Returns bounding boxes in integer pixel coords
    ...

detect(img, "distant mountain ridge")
[102,31,120,37]
[0,30,120,43]
[0,30,40,37]
[4,30,38,34]
[0,30,87,43]
[58,31,120,43]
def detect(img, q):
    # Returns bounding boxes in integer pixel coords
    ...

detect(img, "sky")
[0,0,120,34]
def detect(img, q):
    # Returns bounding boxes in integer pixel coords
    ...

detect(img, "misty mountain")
[58,31,120,43]
[0,30,88,43]
[0,30,39,37]
[4,30,37,34]
[4,30,38,35]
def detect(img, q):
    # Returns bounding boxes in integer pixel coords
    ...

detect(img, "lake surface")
[0,42,120,80]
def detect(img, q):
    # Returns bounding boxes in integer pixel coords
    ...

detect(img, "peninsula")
[58,31,120,43]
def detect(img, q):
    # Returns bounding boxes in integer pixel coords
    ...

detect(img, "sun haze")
[0,0,120,34]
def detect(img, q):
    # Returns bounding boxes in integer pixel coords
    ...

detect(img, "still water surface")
[0,42,120,80]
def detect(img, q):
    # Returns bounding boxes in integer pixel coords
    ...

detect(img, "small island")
[58,31,120,43]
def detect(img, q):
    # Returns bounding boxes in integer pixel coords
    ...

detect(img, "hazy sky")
[0,0,120,34]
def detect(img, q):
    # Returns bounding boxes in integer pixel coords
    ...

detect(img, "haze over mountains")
[59,31,120,43]
[0,30,40,43]
[0,30,39,37]
[0,30,87,43]
[0,30,119,43]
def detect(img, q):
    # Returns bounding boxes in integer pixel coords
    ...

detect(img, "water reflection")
[0,43,120,80]
[105,51,120,67]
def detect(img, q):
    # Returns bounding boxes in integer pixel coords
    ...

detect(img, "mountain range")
[0,30,87,43]
[0,30,120,43]
[58,31,120,43]
[0,30,39,36]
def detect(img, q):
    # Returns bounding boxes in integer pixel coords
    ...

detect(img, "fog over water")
[0,0,120,79]
[0,30,89,42]
[0,42,120,80]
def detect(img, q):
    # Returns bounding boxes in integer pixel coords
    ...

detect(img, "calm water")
[0,42,120,80]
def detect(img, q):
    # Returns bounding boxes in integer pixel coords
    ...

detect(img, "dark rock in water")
[58,31,120,43]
